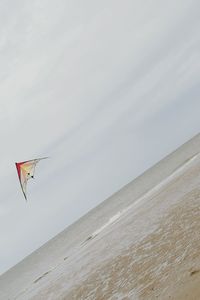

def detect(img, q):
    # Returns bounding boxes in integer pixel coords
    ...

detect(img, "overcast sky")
[0,0,200,274]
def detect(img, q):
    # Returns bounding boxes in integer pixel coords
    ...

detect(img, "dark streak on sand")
[85,235,93,242]
[190,269,200,276]
[82,235,95,245]
[33,271,51,284]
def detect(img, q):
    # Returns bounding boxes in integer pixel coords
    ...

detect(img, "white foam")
[91,212,122,238]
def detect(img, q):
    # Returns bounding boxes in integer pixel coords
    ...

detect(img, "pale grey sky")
[0,0,200,274]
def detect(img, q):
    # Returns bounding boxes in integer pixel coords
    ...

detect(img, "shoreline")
[1,133,200,299]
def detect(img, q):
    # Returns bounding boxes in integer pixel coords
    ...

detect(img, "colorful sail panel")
[15,157,47,200]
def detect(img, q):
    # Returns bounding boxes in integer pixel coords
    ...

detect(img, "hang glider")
[15,157,48,200]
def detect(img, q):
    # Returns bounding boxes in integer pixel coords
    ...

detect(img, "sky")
[0,0,200,274]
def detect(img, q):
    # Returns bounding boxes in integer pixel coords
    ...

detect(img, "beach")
[0,134,200,299]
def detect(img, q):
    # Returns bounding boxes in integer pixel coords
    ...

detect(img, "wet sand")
[61,161,200,300]
[0,134,200,299]
[65,191,200,300]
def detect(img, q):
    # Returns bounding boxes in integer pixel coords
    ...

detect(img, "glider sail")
[15,157,47,200]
